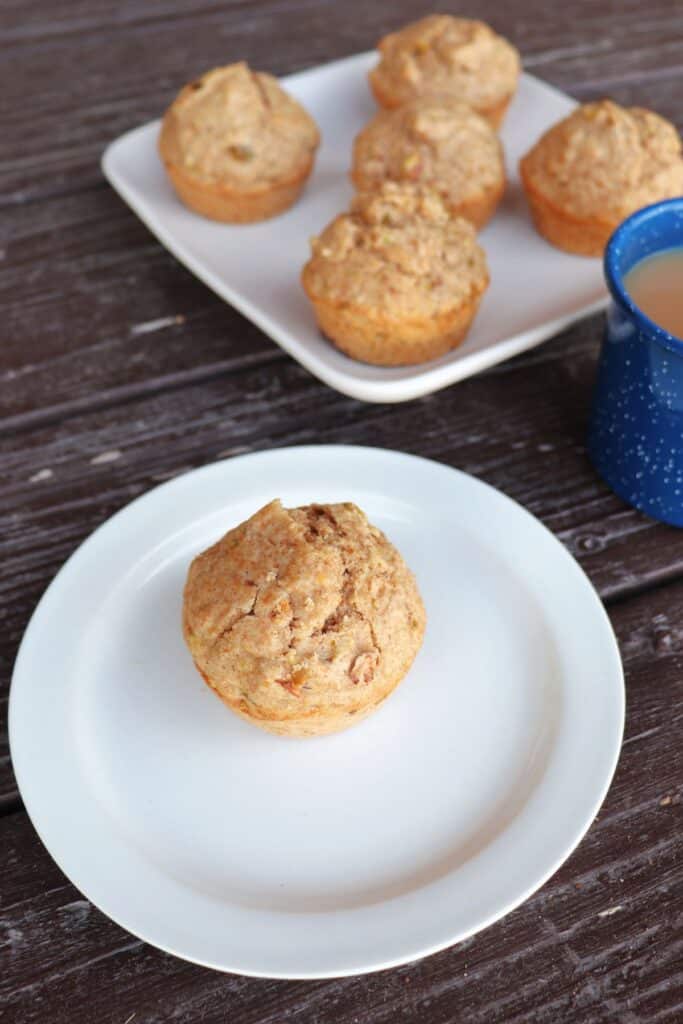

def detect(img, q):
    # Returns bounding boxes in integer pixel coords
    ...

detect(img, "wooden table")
[2,2,682,1021]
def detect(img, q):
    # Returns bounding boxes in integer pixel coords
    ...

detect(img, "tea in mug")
[624,247,683,340]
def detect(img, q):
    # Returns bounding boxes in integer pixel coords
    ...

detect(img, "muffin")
[351,95,505,229]
[520,100,683,257]
[301,181,489,366]
[183,500,426,737]
[369,15,520,128]
[158,62,320,222]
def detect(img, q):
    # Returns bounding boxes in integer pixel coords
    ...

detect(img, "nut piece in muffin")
[158,62,320,222]
[301,181,489,366]
[520,99,683,256]
[352,95,505,229]
[183,500,426,738]
[369,15,520,128]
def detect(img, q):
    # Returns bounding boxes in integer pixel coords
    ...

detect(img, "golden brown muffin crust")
[351,95,505,226]
[159,62,319,190]
[302,181,488,320]
[369,15,519,115]
[521,100,683,223]
[183,500,426,736]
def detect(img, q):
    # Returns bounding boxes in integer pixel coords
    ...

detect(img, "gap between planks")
[0,309,604,437]
[0,177,108,213]
[0,795,24,818]
[0,348,286,438]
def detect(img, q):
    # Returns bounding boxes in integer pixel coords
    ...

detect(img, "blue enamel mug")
[588,197,683,527]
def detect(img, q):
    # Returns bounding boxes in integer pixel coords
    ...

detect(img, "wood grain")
[3,0,683,1019]
[2,578,681,1023]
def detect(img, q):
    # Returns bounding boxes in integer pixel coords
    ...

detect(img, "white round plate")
[10,446,624,978]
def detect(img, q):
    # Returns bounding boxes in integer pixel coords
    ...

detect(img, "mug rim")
[604,196,683,355]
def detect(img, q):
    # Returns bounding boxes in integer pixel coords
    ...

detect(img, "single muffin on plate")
[368,15,520,128]
[158,62,320,222]
[351,95,505,229]
[520,99,683,257]
[301,181,489,366]
[183,500,426,737]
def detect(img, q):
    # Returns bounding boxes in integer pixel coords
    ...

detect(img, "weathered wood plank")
[0,188,281,424]
[1,578,681,1023]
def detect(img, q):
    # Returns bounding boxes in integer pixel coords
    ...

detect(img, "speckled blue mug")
[588,197,683,526]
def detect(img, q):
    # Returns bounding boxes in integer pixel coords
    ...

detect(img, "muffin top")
[159,62,319,188]
[521,100,683,220]
[303,182,489,318]
[370,15,519,109]
[183,500,425,726]
[352,95,504,206]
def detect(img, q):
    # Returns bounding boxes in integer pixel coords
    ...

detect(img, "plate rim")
[100,56,608,405]
[9,445,625,978]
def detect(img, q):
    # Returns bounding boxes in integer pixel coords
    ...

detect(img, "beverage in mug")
[624,247,683,340]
